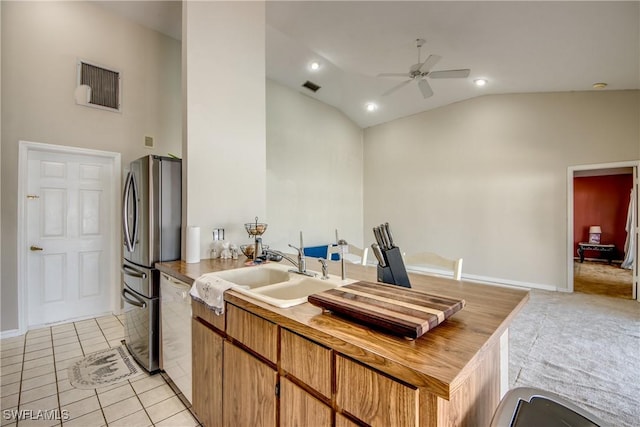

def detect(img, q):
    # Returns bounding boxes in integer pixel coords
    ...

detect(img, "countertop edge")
[157,259,530,401]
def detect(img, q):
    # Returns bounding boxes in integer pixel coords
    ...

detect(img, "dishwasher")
[160,273,192,403]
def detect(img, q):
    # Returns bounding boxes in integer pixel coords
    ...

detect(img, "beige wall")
[1,1,181,332]
[183,1,266,258]
[364,90,639,290]
[266,80,363,251]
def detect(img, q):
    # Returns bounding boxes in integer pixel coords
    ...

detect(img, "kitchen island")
[156,258,529,427]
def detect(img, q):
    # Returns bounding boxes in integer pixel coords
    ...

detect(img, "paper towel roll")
[186,226,201,263]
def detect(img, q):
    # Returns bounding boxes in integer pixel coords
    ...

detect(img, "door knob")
[30,245,43,251]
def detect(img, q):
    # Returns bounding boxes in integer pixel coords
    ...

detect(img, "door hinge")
[275,383,279,397]
[26,194,39,199]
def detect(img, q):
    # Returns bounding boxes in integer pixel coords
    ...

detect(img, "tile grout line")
[131,375,160,426]
[92,318,112,427]
[47,326,62,427]
[13,333,27,425]
[62,322,90,420]
[97,317,114,350]
[160,372,197,423]
[91,315,133,427]
[105,312,192,427]
[112,313,157,426]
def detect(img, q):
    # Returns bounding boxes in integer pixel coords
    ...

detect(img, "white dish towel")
[189,274,247,315]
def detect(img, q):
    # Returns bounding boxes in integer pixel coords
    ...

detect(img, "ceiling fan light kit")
[378,38,471,99]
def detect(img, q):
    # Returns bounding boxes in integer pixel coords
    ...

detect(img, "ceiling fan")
[378,38,471,98]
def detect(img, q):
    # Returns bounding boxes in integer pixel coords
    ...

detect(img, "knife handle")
[384,222,396,248]
[371,243,386,267]
[373,227,385,249]
[379,224,391,249]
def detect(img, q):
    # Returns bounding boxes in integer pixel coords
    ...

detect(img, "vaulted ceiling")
[95,1,640,128]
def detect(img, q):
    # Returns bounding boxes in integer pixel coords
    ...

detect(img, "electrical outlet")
[144,136,154,148]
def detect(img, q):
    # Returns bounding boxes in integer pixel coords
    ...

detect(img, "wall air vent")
[76,60,122,112]
[302,80,321,93]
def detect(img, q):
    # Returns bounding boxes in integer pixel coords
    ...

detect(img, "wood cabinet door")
[192,318,223,427]
[280,329,332,398]
[336,355,418,427]
[223,341,277,427]
[335,413,362,427]
[280,377,331,427]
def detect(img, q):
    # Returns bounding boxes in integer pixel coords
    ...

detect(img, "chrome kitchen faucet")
[265,231,316,277]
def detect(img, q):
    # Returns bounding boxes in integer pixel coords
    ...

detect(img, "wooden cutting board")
[307,281,466,339]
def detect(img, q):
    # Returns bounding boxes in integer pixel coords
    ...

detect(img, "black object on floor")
[490,387,604,427]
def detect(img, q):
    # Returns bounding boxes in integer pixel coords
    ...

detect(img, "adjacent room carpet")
[68,345,142,389]
[509,289,640,426]
[574,260,633,299]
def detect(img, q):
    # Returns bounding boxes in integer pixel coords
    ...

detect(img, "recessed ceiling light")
[365,102,378,112]
[592,82,607,89]
[310,61,320,71]
[474,79,488,87]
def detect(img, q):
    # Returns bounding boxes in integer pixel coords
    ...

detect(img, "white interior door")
[26,149,115,326]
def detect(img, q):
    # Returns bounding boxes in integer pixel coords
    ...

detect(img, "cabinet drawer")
[336,355,418,427]
[281,329,332,398]
[226,304,277,364]
[280,377,331,427]
[192,298,225,332]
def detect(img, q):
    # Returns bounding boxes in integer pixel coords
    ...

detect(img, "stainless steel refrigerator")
[121,155,181,372]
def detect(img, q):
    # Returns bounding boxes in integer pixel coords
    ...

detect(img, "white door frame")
[567,160,640,299]
[17,141,121,334]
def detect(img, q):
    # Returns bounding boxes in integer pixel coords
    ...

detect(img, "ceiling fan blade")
[429,69,471,79]
[418,54,442,73]
[418,79,434,98]
[377,73,410,78]
[382,79,412,96]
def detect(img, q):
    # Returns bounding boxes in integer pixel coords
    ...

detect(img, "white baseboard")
[460,273,558,292]
[403,265,559,292]
[1,310,121,339]
[27,310,117,330]
[0,329,25,339]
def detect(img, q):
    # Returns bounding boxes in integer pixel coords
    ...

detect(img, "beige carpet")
[574,261,633,299]
[509,290,640,426]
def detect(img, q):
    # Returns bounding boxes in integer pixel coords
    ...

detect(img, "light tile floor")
[0,315,201,427]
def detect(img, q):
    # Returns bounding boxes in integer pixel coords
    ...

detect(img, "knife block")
[377,247,411,288]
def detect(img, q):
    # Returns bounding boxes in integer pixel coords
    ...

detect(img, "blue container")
[303,245,340,261]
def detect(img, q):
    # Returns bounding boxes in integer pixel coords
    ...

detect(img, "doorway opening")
[17,141,121,333]
[567,161,638,301]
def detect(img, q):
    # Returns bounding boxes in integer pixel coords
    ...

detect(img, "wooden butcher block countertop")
[157,258,529,400]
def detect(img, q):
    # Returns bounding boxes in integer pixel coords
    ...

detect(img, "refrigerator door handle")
[121,264,148,279]
[122,172,139,253]
[122,287,147,308]
[123,172,133,252]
